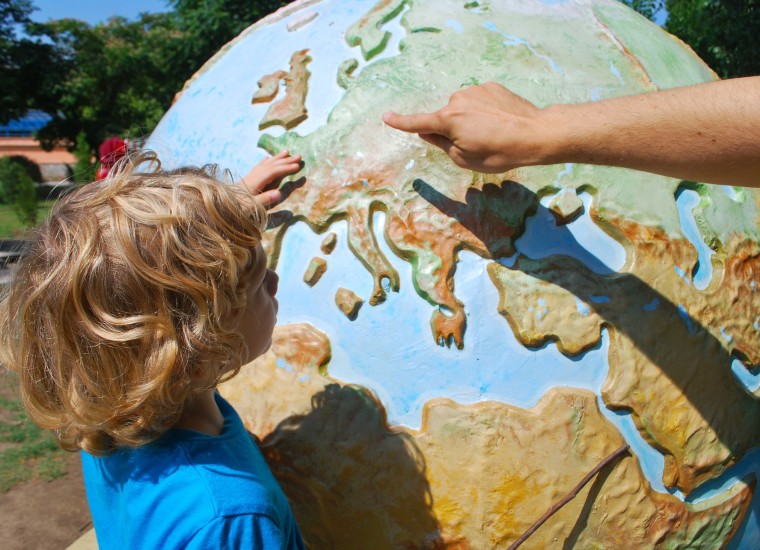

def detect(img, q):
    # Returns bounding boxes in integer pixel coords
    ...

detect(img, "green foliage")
[666,0,760,79]
[620,0,759,78]
[1,1,290,152]
[0,0,30,104]
[12,172,36,225]
[73,130,96,183]
[6,154,41,181]
[1,1,63,125]
[0,200,54,238]
[169,0,290,76]
[0,156,37,226]
[619,0,664,20]
[30,14,186,153]
[0,376,68,493]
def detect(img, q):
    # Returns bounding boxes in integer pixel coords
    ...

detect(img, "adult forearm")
[383,78,760,188]
[541,77,760,187]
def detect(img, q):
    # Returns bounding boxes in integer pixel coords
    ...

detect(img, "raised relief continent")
[258,49,312,130]
[345,0,406,61]
[251,69,287,104]
[258,0,693,351]
[417,391,753,548]
[488,215,760,494]
[220,324,754,548]
[249,0,760,504]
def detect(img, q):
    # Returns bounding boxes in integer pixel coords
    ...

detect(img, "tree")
[0,0,60,124]
[72,131,96,183]
[169,0,289,77]
[10,1,290,159]
[619,0,665,20]
[0,0,32,122]
[0,156,37,226]
[665,0,760,79]
[29,14,186,155]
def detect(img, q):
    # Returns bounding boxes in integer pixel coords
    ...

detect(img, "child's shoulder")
[82,399,292,547]
[173,410,285,519]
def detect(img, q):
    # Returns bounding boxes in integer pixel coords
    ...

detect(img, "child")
[0,150,306,549]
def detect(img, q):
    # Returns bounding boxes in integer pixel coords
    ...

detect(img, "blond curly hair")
[0,152,266,455]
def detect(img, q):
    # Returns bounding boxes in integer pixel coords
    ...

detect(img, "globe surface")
[148,0,760,547]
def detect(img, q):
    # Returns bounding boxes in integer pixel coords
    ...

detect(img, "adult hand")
[384,77,760,187]
[383,82,547,173]
[241,150,302,208]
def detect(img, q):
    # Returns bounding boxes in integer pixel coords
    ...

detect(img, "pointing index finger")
[382,111,446,136]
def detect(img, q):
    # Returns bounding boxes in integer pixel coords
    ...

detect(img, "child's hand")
[241,150,302,208]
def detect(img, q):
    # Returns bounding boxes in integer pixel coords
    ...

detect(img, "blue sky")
[29,0,170,25]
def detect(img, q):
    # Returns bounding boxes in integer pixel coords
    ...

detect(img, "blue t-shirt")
[81,394,305,550]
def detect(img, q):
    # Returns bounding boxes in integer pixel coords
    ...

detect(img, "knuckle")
[431,110,447,125]
[450,89,466,103]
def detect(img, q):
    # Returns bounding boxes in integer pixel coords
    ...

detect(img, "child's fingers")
[256,188,283,209]
[272,155,301,168]
[266,166,300,183]
[262,150,291,164]
[241,151,301,200]
[273,152,299,163]
[271,158,302,176]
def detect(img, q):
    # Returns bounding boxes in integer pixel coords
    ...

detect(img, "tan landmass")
[691,233,760,367]
[303,256,327,286]
[220,323,442,549]
[220,323,332,436]
[417,392,753,549]
[320,232,337,255]
[335,287,363,320]
[260,136,537,347]
[548,189,584,225]
[487,215,760,494]
[260,160,405,308]
[259,49,311,130]
[220,323,754,549]
[251,69,286,104]
[345,0,406,61]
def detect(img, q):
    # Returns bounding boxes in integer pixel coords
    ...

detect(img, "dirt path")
[0,370,92,550]
[0,453,92,550]
[0,452,91,550]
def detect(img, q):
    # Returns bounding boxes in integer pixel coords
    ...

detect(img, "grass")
[0,198,70,491]
[0,372,69,492]
[0,200,57,239]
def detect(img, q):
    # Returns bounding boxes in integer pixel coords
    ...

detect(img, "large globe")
[148,0,760,547]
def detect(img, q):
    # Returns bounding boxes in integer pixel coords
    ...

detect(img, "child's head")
[0,152,270,455]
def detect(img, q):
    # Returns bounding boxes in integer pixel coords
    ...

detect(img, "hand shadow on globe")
[265,176,307,229]
[259,384,443,549]
[413,177,760,495]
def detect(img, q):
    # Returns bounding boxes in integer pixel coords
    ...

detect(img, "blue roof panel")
[0,111,53,136]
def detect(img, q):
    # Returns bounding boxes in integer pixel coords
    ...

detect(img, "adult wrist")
[537,103,579,166]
